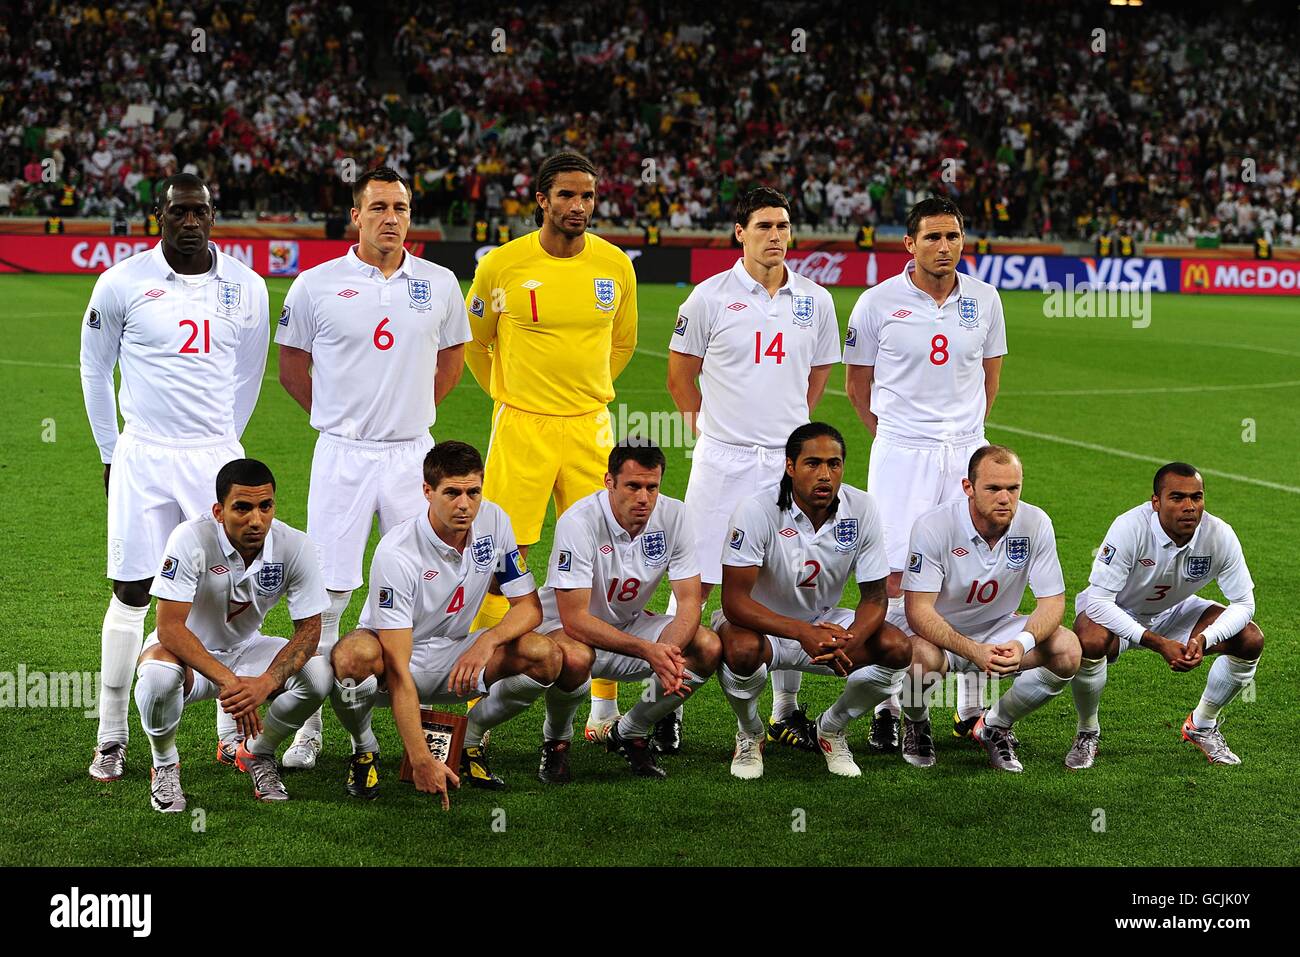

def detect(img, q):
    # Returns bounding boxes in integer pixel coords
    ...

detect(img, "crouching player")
[134,459,332,811]
[327,442,560,806]
[716,423,911,779]
[899,445,1079,772]
[1066,463,1262,768]
[536,440,720,782]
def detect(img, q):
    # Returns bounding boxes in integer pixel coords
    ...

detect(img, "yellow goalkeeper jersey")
[464,230,638,416]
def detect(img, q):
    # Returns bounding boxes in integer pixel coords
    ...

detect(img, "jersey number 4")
[446,586,465,613]
[754,331,786,364]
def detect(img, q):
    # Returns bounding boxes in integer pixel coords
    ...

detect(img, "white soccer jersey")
[274,246,471,441]
[904,499,1064,637]
[359,501,535,645]
[540,490,697,627]
[1086,504,1254,623]
[843,261,1006,442]
[723,483,890,621]
[149,516,329,652]
[79,241,269,463]
[669,258,841,448]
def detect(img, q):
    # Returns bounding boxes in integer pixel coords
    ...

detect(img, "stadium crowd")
[1,0,1296,243]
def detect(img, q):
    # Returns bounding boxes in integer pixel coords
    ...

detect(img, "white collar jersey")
[669,258,841,448]
[843,261,1007,443]
[359,501,535,646]
[1087,504,1253,621]
[79,241,270,462]
[904,498,1064,636]
[274,246,471,441]
[540,489,698,628]
[723,483,890,621]
[149,516,329,652]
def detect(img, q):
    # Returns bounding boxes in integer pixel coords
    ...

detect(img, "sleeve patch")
[278,305,290,326]
[729,529,745,550]
[907,552,922,574]
[1099,543,1114,565]
[674,314,689,335]
[160,555,178,580]
[470,295,485,318]
[846,325,857,348]
[495,548,529,585]
[557,550,572,572]
[86,308,101,329]
[378,587,394,609]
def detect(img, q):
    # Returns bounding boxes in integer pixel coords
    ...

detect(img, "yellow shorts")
[483,404,614,545]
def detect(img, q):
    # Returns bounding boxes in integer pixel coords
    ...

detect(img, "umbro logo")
[779,528,798,538]
[210,564,229,575]
[144,289,165,299]
[727,302,747,311]
[892,309,911,318]
[423,570,438,580]
[1139,558,1155,567]
[338,289,359,298]
[600,545,614,555]
[952,547,969,557]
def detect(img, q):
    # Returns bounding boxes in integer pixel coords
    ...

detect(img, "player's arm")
[221,613,321,722]
[378,625,459,808]
[79,273,125,484]
[721,563,826,654]
[807,363,833,415]
[658,574,704,651]
[277,345,312,414]
[609,262,638,381]
[554,587,685,695]
[156,598,262,738]
[463,266,500,392]
[447,589,543,696]
[982,356,1003,418]
[434,343,465,404]
[904,590,1008,674]
[844,364,877,436]
[666,351,704,436]
[232,279,270,437]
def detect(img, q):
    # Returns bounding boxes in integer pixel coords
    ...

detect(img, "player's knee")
[720,626,762,673]
[1235,622,1264,660]
[298,655,334,701]
[559,637,594,684]
[113,578,152,607]
[331,631,382,682]
[691,626,723,675]
[1053,627,1082,677]
[875,624,912,670]
[910,635,943,674]
[520,632,563,684]
[1075,619,1111,660]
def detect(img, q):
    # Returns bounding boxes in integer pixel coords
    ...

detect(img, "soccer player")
[80,172,269,781]
[667,186,841,754]
[898,445,1079,773]
[327,442,560,804]
[535,440,720,782]
[1066,463,1263,768]
[133,459,332,811]
[275,166,470,770]
[463,151,636,738]
[843,195,1007,753]
[715,423,912,779]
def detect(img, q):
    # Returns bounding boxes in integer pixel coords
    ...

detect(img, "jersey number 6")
[374,317,395,351]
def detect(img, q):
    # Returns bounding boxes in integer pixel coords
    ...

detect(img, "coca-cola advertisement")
[690,249,912,286]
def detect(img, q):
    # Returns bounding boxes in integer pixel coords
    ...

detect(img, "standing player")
[133,459,332,810]
[463,151,637,736]
[275,166,470,770]
[898,445,1080,772]
[80,172,269,781]
[1066,463,1263,768]
[715,423,912,779]
[535,440,720,782]
[844,196,1007,752]
[327,442,561,803]
[667,186,841,754]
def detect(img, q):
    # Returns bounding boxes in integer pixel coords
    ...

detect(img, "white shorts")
[540,611,676,681]
[308,431,434,591]
[684,433,787,585]
[106,429,244,580]
[363,629,492,706]
[1074,589,1219,656]
[867,431,985,572]
[142,629,286,703]
[712,606,855,678]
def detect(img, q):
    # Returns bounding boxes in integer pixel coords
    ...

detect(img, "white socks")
[134,659,184,767]
[771,668,802,721]
[619,671,705,738]
[98,595,149,745]
[248,657,333,757]
[956,672,985,721]
[291,589,352,744]
[818,664,907,735]
[330,675,379,753]
[467,673,552,742]
[1071,656,1107,732]
[1193,655,1257,729]
[986,666,1069,729]
[588,692,620,723]
[543,679,592,742]
[719,662,767,736]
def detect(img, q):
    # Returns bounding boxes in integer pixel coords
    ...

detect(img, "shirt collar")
[151,240,223,281]
[1148,509,1200,551]
[903,259,963,306]
[597,490,638,543]
[216,520,273,579]
[730,258,794,297]
[960,500,1007,548]
[346,243,412,280]
[418,509,468,559]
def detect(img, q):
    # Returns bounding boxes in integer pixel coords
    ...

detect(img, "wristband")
[1014,631,1036,654]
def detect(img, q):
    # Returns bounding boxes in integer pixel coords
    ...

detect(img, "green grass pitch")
[1,274,1296,866]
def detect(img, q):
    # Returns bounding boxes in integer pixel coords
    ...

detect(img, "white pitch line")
[998,380,1300,398]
